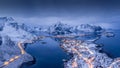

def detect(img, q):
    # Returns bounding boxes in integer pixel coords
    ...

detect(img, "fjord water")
[22,29,120,68]
[96,30,120,58]
[22,38,69,68]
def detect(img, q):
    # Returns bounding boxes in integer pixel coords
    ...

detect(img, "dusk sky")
[0,0,120,29]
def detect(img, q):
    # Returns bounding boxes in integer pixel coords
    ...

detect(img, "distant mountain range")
[0,17,114,68]
[46,22,105,37]
[0,17,106,37]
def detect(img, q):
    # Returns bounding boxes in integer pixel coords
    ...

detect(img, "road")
[1,42,23,67]
[72,47,94,68]
[0,34,120,68]
[62,39,120,68]
[1,40,34,67]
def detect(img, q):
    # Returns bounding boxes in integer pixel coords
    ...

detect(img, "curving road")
[2,42,25,67]
[62,39,120,68]
[0,34,120,68]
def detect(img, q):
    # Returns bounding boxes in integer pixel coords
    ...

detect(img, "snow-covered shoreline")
[0,17,36,68]
[0,17,118,68]
[61,39,120,68]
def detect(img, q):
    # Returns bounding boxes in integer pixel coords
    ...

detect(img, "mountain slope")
[47,22,104,36]
[0,17,35,68]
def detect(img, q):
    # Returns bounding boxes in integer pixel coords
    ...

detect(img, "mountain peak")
[0,17,14,22]
[0,17,15,27]
[54,21,65,27]
[6,17,14,21]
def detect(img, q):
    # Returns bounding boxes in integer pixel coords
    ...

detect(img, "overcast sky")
[0,0,120,29]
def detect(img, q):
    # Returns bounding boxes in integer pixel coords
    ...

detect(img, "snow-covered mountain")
[0,17,114,68]
[0,17,35,42]
[0,17,35,68]
[47,22,104,36]
[47,22,72,35]
[72,24,103,33]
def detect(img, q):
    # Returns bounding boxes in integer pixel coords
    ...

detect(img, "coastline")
[60,34,120,68]
[2,33,117,68]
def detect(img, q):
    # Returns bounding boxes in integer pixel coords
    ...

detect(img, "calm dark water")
[22,38,69,68]
[22,30,120,68]
[96,30,120,58]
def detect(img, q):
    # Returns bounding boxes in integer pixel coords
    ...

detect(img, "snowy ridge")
[46,22,104,36]
[0,17,116,68]
[0,17,35,42]
[0,17,35,68]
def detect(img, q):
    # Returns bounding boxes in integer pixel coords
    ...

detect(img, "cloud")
[14,15,120,29]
